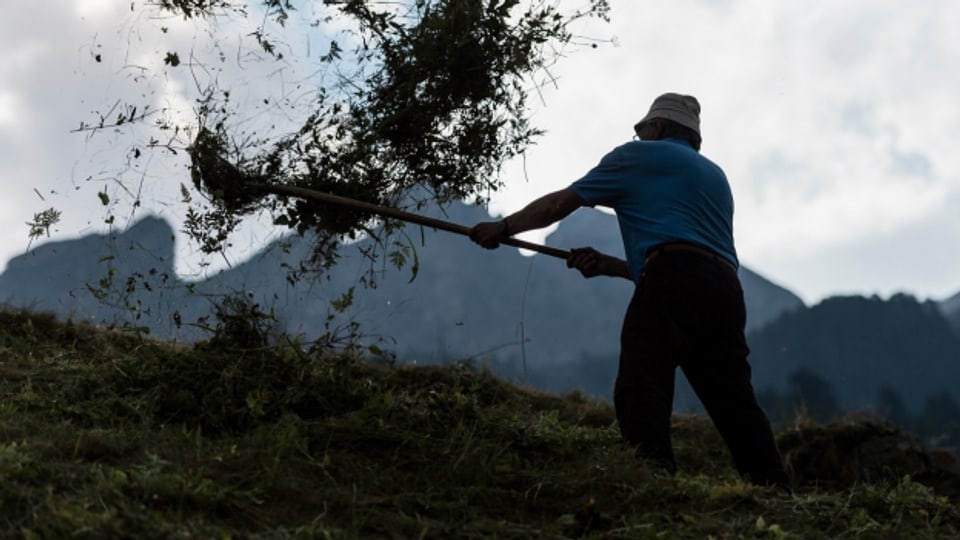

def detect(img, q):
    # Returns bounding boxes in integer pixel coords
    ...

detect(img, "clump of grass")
[1,306,959,538]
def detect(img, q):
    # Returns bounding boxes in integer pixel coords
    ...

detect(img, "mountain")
[749,294,960,415]
[0,216,180,330]
[7,210,960,444]
[7,208,960,444]
[0,207,803,397]
[941,291,960,332]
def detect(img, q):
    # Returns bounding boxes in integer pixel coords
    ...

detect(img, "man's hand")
[469,220,507,249]
[566,247,631,280]
[566,247,605,278]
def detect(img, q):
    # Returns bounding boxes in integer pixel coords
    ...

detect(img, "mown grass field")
[1,307,958,538]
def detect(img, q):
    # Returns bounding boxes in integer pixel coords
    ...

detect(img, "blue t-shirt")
[569,138,738,282]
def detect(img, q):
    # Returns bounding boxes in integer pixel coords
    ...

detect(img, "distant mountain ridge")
[0,205,803,349]
[940,291,960,332]
[0,217,180,329]
[4,207,960,438]
[749,294,960,412]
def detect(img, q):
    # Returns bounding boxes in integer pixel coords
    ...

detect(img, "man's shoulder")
[601,140,662,163]
[695,152,727,177]
[625,138,699,158]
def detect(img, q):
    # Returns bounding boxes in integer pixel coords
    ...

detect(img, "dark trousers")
[615,250,788,486]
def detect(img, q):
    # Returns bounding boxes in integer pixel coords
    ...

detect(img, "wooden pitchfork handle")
[247,184,571,260]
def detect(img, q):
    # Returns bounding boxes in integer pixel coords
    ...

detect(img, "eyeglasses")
[633,121,648,139]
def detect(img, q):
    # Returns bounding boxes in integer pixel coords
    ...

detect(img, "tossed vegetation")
[1,307,958,538]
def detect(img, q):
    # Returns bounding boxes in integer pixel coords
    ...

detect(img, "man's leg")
[616,282,679,473]
[676,263,789,487]
[682,352,789,486]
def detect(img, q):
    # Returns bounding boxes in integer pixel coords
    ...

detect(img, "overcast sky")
[1,1,958,305]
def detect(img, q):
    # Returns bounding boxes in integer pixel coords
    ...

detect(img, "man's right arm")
[470,188,585,248]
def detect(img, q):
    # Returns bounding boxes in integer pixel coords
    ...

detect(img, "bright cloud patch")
[74,0,114,18]
[1,0,960,303]
[0,91,19,129]
[491,0,960,301]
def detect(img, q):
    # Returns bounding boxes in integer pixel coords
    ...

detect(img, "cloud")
[74,0,115,19]
[0,2,321,276]
[0,90,22,129]
[490,1,960,301]
[748,189,960,303]
[1,1,959,304]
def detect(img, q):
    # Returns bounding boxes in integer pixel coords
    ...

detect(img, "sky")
[1,0,959,306]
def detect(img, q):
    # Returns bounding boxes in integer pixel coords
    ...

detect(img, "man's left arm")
[470,188,585,248]
[566,247,631,280]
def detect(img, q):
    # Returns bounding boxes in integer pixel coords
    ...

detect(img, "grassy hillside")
[1,308,958,539]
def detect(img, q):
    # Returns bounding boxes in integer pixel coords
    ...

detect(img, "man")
[470,93,789,487]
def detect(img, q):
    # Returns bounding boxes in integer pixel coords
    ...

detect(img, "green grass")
[1,307,958,539]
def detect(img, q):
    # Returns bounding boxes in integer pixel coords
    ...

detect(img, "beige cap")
[636,93,701,135]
